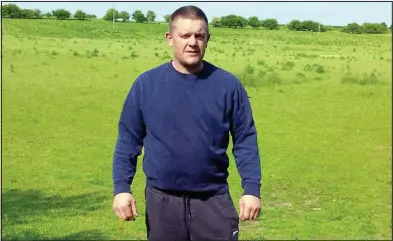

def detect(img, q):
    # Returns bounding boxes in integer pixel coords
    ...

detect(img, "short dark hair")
[169,5,209,34]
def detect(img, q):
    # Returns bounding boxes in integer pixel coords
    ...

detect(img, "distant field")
[2,19,392,240]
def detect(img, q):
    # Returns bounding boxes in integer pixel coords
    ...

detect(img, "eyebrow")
[179,31,206,36]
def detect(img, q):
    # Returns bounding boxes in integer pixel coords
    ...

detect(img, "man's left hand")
[239,195,261,221]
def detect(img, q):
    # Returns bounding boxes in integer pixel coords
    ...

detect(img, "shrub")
[244,65,255,75]
[315,65,325,73]
[304,64,313,71]
[341,72,385,85]
[281,61,295,70]
[91,49,99,57]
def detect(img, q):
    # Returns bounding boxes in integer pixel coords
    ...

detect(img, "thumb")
[131,198,138,217]
[239,198,244,219]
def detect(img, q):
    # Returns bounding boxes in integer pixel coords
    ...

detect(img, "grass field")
[1,18,392,240]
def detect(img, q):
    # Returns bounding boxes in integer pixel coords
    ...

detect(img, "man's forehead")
[173,18,207,33]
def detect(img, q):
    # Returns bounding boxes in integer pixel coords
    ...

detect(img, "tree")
[43,11,52,19]
[319,24,328,32]
[342,22,363,34]
[287,20,319,32]
[119,11,130,22]
[132,10,146,23]
[220,15,247,28]
[74,10,87,20]
[87,14,97,19]
[287,20,302,31]
[20,9,36,19]
[211,17,221,27]
[219,15,232,28]
[146,10,156,23]
[52,9,71,20]
[237,16,248,28]
[381,22,387,28]
[302,20,319,32]
[261,18,279,30]
[362,22,387,34]
[248,16,260,29]
[1,3,22,18]
[164,14,170,23]
[33,9,42,18]
[103,8,118,21]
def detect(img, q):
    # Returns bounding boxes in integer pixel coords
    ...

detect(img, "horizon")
[2,1,392,26]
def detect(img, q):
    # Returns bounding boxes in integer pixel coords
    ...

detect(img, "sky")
[5,1,393,26]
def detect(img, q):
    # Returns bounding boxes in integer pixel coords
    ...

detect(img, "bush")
[261,18,279,30]
[362,22,388,34]
[281,61,295,70]
[52,9,71,20]
[304,64,313,71]
[342,22,388,34]
[342,23,363,34]
[341,72,385,85]
[287,20,321,32]
[248,16,260,29]
[315,65,325,73]
[91,49,99,57]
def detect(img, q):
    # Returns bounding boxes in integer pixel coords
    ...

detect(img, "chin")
[183,59,202,67]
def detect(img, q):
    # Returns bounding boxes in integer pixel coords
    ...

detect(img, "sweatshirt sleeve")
[112,77,146,196]
[230,78,262,198]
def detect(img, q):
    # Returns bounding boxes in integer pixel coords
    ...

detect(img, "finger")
[243,206,252,221]
[114,207,122,219]
[118,208,125,219]
[131,198,138,217]
[253,208,260,220]
[123,205,134,221]
[249,208,257,220]
[239,200,244,220]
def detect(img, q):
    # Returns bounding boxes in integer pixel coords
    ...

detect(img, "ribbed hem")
[113,181,131,196]
[243,183,261,198]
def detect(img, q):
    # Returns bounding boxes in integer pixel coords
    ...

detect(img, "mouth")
[186,51,200,56]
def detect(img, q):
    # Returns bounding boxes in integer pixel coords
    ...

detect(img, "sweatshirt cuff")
[243,183,261,198]
[114,181,131,196]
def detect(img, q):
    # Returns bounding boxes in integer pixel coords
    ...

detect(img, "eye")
[195,34,205,40]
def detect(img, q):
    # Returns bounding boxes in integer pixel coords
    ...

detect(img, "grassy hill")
[2,18,392,240]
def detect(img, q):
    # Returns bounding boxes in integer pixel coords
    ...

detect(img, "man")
[112,5,261,241]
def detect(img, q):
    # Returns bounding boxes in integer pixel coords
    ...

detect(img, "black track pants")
[145,185,239,241]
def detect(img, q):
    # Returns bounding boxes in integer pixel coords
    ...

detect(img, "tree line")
[341,22,390,34]
[2,3,391,34]
[1,4,96,20]
[211,15,391,34]
[102,8,156,22]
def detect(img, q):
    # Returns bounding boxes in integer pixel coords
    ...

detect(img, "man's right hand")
[113,193,138,221]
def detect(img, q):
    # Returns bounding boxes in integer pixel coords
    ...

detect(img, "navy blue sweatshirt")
[112,60,261,197]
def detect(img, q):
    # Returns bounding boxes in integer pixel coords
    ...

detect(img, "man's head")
[165,6,210,73]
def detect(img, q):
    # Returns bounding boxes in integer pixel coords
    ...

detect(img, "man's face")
[166,17,210,68]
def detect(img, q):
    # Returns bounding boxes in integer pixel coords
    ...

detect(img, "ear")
[205,33,210,47]
[165,31,173,47]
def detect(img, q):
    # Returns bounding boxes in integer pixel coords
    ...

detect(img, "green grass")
[2,19,392,240]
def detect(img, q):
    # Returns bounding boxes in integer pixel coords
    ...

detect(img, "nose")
[188,35,197,46]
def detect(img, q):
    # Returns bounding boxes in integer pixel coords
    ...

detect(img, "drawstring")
[183,194,191,239]
[186,196,191,219]
[183,195,192,223]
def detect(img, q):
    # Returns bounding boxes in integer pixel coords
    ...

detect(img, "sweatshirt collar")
[168,60,209,80]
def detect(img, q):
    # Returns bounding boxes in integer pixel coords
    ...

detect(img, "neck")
[172,60,203,74]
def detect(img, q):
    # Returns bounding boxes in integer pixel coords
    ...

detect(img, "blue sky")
[5,1,392,26]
